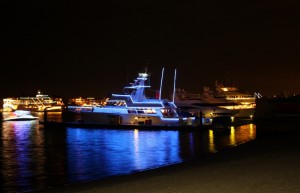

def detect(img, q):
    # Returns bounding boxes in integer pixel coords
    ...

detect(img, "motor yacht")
[66,68,198,127]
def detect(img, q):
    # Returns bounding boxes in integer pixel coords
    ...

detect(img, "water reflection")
[209,130,216,153]
[1,120,45,193]
[1,117,256,193]
[178,124,256,160]
[66,128,181,182]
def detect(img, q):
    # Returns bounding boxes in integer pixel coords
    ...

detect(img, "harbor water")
[1,112,256,193]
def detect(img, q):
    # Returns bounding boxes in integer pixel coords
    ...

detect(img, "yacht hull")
[62,111,198,127]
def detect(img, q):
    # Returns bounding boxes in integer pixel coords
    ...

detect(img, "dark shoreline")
[32,126,300,193]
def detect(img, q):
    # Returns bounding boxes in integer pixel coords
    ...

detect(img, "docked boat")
[3,110,39,121]
[174,88,239,120]
[203,82,261,118]
[2,91,64,112]
[65,68,199,127]
[174,82,262,120]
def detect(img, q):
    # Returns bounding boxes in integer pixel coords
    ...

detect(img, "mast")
[159,68,164,100]
[172,68,177,102]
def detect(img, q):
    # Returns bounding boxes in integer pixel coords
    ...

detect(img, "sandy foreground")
[33,130,300,193]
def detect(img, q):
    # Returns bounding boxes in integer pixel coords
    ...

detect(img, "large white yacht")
[66,68,198,127]
[203,82,262,118]
[174,82,262,119]
[174,88,239,118]
[2,91,64,112]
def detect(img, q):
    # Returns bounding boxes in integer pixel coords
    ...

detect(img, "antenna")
[159,67,164,100]
[172,68,177,102]
[126,63,129,85]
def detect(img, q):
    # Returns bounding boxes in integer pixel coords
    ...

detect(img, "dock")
[41,119,210,131]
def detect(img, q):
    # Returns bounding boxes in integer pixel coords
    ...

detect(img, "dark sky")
[1,1,300,99]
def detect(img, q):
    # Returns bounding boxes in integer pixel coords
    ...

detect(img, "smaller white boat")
[3,110,39,121]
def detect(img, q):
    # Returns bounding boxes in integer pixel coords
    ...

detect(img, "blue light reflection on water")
[0,115,256,193]
[66,128,181,182]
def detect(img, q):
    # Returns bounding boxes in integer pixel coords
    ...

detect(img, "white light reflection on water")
[0,117,256,193]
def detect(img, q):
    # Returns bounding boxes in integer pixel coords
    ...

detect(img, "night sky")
[1,1,300,100]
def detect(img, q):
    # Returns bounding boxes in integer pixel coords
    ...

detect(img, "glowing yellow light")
[231,116,235,122]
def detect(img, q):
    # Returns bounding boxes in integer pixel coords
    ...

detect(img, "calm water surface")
[0,112,256,193]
